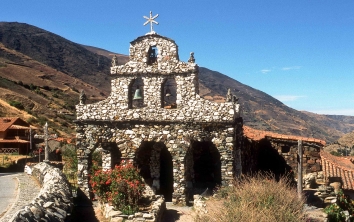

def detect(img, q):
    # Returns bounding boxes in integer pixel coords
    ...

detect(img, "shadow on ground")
[70,189,100,222]
[161,209,181,222]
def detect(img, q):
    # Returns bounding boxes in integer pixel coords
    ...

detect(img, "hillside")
[0,22,354,142]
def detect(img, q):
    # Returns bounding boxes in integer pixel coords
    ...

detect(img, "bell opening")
[162,78,177,109]
[129,78,144,109]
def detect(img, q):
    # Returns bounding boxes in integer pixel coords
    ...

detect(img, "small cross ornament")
[143,11,159,34]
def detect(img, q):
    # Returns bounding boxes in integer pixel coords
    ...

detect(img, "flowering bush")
[324,189,354,222]
[90,162,145,214]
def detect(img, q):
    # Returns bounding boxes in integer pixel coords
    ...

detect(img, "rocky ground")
[90,202,196,222]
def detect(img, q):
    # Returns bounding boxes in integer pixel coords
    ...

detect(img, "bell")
[133,88,143,100]
[165,87,171,97]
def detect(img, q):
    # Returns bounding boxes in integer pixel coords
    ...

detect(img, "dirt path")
[161,202,196,222]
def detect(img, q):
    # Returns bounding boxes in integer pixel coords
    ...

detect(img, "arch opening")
[129,77,144,109]
[135,141,174,201]
[192,141,221,194]
[147,46,158,65]
[157,146,173,201]
[161,78,177,109]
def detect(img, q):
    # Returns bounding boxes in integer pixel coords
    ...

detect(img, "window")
[147,46,158,65]
[281,146,290,153]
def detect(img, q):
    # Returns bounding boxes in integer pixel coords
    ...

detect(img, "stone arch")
[129,77,144,109]
[134,141,174,201]
[161,78,177,109]
[190,140,222,195]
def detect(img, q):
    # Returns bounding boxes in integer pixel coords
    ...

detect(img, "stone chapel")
[75,22,243,204]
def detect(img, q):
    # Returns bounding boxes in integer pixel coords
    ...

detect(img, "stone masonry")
[75,32,242,204]
[9,163,73,222]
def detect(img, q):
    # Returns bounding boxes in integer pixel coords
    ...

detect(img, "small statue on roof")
[111,55,118,67]
[188,52,195,63]
[232,95,239,104]
[79,90,86,105]
[226,88,232,102]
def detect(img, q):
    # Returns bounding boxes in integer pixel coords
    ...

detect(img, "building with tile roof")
[0,117,35,155]
[243,125,354,192]
[242,125,325,178]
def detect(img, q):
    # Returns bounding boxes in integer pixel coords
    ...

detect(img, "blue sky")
[2,1,354,115]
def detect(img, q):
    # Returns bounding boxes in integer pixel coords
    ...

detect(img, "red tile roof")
[320,151,354,190]
[243,125,326,146]
[0,117,19,132]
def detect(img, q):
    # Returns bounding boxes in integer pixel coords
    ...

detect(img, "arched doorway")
[157,146,173,201]
[192,141,221,194]
[135,141,174,201]
[135,141,154,187]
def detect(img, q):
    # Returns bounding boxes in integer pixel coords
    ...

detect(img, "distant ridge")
[0,22,353,141]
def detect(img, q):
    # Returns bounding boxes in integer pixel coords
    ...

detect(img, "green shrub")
[197,173,305,222]
[8,100,24,110]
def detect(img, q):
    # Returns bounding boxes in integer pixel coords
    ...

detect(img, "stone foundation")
[99,195,165,222]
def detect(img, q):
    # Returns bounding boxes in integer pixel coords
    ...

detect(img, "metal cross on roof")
[143,11,159,34]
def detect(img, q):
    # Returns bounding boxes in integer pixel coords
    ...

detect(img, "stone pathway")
[161,202,196,222]
[0,173,41,222]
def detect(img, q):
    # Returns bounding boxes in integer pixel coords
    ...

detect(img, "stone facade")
[75,33,242,204]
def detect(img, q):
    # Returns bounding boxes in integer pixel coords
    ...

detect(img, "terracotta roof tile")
[0,117,19,132]
[320,151,354,190]
[243,125,326,146]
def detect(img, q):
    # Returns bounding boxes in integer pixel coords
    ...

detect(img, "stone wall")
[76,121,240,204]
[10,162,73,222]
[99,195,165,222]
[270,139,322,174]
[242,138,322,176]
[76,73,238,122]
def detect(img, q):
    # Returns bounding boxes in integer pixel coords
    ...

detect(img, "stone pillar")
[77,148,90,198]
[171,145,188,205]
[184,147,194,203]
[150,143,162,193]
[101,149,111,171]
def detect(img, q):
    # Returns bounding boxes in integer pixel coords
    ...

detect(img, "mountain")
[1,22,354,141]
